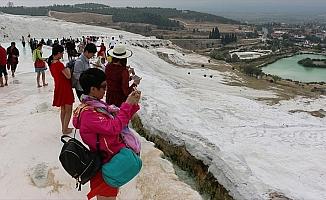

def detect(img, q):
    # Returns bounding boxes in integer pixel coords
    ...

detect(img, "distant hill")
[0,3,239,28]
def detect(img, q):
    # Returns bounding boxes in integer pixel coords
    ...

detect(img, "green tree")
[209,27,220,39]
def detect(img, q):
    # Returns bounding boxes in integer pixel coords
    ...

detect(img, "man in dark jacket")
[7,42,19,77]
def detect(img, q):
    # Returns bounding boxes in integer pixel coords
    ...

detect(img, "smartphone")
[132,75,142,81]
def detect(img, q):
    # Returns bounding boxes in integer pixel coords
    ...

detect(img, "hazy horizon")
[1,0,326,23]
[1,0,326,13]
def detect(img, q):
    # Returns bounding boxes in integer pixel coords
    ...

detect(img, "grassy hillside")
[0,3,239,28]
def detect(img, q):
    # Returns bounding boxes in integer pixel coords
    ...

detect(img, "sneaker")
[43,83,48,86]
[4,83,8,86]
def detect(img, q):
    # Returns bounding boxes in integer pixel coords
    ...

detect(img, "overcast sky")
[1,0,326,14]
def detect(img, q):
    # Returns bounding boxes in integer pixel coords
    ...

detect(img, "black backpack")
[59,135,102,190]
[66,58,75,68]
[66,59,78,88]
[59,105,102,190]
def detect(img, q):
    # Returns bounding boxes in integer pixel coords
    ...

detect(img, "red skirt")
[87,172,119,200]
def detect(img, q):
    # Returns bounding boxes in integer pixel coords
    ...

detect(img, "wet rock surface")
[132,115,233,200]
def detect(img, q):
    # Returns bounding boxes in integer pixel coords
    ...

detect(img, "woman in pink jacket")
[72,68,141,200]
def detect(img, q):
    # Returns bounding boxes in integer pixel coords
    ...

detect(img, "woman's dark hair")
[120,58,127,66]
[37,43,42,48]
[47,55,53,67]
[79,68,106,95]
[112,57,127,66]
[47,45,64,66]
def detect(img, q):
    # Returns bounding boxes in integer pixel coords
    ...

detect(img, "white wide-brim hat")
[108,44,133,59]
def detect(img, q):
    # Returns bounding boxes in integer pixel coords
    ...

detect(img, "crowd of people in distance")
[0,34,142,200]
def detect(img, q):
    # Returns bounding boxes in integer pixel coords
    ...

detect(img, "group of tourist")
[48,39,141,200]
[0,36,142,199]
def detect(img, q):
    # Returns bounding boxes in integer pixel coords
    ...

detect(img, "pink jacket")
[73,100,140,163]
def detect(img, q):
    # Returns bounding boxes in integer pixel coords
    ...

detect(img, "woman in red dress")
[48,45,75,134]
[97,43,106,57]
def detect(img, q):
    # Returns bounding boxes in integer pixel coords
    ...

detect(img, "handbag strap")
[61,135,73,143]
[74,104,102,159]
[73,104,90,138]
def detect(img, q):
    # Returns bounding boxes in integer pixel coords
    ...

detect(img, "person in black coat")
[7,42,19,77]
[21,36,26,48]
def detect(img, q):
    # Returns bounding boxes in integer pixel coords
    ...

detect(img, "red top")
[0,46,7,66]
[50,61,74,107]
[105,63,136,107]
[97,45,106,57]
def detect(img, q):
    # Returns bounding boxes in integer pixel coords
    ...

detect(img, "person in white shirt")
[109,36,117,49]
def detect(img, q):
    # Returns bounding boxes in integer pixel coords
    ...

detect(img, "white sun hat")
[108,44,133,59]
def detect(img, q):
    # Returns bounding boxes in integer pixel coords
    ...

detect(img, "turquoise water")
[262,54,326,83]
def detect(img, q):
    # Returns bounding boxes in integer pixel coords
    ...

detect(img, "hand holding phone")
[126,89,141,105]
[132,75,142,85]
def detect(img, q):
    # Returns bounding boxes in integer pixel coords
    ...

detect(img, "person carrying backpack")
[73,43,97,101]
[72,68,141,200]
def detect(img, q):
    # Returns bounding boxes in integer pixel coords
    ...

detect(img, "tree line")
[208,27,237,45]
[209,27,220,39]
[0,3,239,28]
[221,33,237,45]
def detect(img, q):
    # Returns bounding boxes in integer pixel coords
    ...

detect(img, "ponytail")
[47,55,53,67]
[48,44,64,67]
